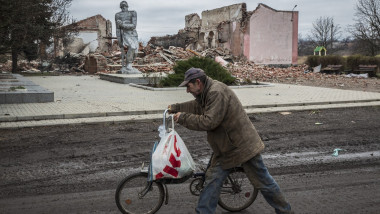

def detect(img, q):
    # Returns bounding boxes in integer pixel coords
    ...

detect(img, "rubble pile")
[133,45,199,73]
[229,62,311,82]
[0,44,235,75]
[54,54,86,73]
[108,51,122,63]
[100,45,202,73]
[0,60,13,72]
[228,61,380,92]
[0,44,379,92]
[102,45,232,73]
[18,60,40,72]
[200,47,231,59]
[0,60,47,73]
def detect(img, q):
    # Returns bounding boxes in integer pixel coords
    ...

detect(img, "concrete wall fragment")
[84,54,108,74]
[200,3,246,51]
[185,13,201,29]
[55,15,112,57]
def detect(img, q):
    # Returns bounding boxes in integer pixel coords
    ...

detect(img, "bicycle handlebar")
[163,109,173,133]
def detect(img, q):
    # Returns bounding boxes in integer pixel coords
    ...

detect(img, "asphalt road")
[1,106,380,214]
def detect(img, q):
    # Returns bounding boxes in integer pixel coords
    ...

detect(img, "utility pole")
[331,23,334,50]
[291,5,297,22]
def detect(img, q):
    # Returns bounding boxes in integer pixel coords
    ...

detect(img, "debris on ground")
[279,112,292,115]
[215,56,229,67]
[0,44,379,92]
[345,73,368,78]
[332,148,343,157]
[227,61,380,92]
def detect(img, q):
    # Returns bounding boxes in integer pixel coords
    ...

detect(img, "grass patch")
[9,86,26,91]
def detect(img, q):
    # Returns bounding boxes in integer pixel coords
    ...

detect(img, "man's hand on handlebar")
[168,105,181,122]
[173,112,181,123]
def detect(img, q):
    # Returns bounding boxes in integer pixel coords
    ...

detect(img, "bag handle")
[171,115,175,131]
[163,109,175,132]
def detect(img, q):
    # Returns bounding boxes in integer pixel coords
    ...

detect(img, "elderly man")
[115,1,140,74]
[169,68,293,214]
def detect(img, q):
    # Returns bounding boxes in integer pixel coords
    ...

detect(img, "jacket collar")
[195,76,213,107]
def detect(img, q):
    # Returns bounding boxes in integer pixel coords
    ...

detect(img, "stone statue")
[115,1,140,74]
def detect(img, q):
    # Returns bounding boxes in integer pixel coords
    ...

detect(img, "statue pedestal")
[119,66,141,74]
[99,73,167,85]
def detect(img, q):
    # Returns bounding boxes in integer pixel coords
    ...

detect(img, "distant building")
[149,3,299,65]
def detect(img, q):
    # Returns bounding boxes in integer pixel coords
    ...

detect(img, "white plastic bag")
[151,117,195,180]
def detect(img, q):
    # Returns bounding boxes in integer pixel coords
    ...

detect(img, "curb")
[2,101,380,129]
[0,110,164,122]
[128,82,273,91]
[1,99,380,123]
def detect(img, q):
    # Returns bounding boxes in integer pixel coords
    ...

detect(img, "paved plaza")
[1,75,380,128]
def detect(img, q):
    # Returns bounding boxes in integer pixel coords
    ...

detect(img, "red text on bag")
[155,135,182,179]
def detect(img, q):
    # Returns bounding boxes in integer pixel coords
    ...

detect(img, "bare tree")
[298,33,315,56]
[348,0,380,56]
[308,16,341,51]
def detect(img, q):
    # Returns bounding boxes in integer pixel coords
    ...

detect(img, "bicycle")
[115,110,258,214]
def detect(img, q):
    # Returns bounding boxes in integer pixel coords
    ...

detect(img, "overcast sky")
[69,0,358,43]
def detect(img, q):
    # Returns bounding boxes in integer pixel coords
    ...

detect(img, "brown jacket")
[171,77,265,169]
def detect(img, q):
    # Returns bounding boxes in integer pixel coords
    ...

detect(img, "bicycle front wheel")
[115,172,164,214]
[218,168,258,212]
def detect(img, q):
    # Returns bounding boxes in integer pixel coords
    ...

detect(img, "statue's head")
[120,1,128,9]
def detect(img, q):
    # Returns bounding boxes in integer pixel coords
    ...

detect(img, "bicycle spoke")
[218,168,258,212]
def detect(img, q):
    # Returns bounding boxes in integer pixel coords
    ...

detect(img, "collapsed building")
[54,14,113,57]
[52,15,113,74]
[149,3,299,65]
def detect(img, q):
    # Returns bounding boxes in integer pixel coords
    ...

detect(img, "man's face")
[186,79,202,97]
[121,4,128,12]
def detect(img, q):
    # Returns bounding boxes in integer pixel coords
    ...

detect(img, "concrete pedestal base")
[99,73,167,85]
[119,66,141,74]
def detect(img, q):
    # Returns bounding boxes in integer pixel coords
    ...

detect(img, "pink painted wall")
[230,21,243,57]
[244,23,251,60]
[291,12,299,64]
[248,5,298,64]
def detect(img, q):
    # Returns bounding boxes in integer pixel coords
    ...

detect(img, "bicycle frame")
[116,109,257,213]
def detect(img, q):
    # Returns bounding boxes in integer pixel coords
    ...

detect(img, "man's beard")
[193,91,202,104]
[191,89,201,98]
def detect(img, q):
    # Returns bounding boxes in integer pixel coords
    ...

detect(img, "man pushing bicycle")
[168,68,293,214]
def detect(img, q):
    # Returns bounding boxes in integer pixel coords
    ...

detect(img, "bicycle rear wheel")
[189,177,204,196]
[218,168,258,212]
[115,172,164,214]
